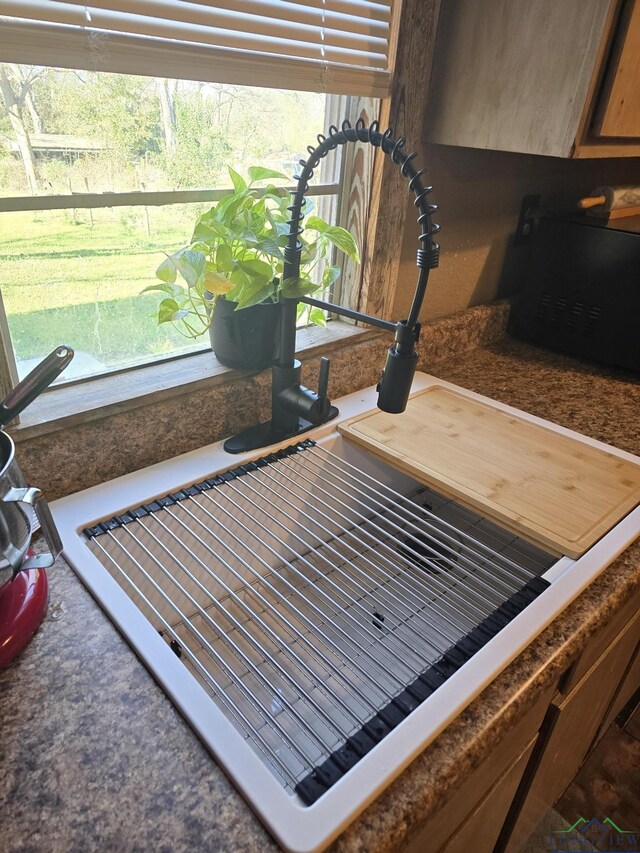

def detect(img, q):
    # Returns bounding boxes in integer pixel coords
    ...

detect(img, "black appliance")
[509,214,640,372]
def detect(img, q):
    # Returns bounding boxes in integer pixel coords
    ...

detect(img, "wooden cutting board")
[338,386,640,558]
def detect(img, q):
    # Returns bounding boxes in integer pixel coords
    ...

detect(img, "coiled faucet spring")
[284,117,440,332]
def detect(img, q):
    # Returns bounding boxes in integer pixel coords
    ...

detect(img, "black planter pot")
[209,298,280,370]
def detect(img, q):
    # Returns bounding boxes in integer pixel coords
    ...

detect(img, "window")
[0,2,393,391]
[0,69,351,382]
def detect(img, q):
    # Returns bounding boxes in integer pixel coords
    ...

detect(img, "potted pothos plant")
[146,166,359,369]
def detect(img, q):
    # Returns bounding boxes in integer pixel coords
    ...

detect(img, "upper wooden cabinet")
[595,0,640,137]
[425,0,640,158]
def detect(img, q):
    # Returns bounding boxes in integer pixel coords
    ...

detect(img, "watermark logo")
[548,817,640,852]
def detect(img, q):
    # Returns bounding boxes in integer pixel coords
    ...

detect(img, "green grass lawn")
[0,206,210,373]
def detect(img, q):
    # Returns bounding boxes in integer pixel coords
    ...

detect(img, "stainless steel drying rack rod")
[221,464,497,631]
[165,493,431,683]
[314,444,544,578]
[219,474,484,641]
[113,522,354,766]
[201,489,474,661]
[269,455,524,603]
[92,536,304,787]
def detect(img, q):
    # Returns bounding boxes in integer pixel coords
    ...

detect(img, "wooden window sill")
[10,322,380,443]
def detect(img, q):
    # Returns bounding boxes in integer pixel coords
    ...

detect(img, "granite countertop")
[1,337,639,853]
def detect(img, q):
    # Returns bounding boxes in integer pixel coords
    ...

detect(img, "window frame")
[0,0,438,432]
[0,78,360,398]
[0,181,344,387]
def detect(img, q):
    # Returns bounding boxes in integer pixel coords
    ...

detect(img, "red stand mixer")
[0,346,74,667]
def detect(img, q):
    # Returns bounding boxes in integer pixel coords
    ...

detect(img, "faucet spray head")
[377,346,418,413]
[376,320,420,414]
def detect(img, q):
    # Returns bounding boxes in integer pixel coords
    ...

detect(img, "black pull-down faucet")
[224,119,440,454]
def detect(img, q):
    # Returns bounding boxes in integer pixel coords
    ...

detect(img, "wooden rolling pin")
[578,184,640,218]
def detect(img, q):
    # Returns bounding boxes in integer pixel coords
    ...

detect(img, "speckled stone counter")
[1,335,639,853]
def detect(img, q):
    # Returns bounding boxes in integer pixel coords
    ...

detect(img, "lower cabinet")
[501,608,640,852]
[596,638,640,742]
[442,738,536,853]
[398,593,640,853]
[401,686,554,853]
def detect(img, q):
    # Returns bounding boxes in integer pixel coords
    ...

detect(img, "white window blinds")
[0,0,394,96]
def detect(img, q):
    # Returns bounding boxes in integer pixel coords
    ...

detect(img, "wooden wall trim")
[359,0,442,321]
[337,95,378,314]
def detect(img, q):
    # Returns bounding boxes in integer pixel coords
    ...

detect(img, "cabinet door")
[442,739,536,853]
[400,684,555,853]
[426,0,613,157]
[503,609,640,852]
[559,584,640,694]
[596,640,640,742]
[596,0,640,137]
